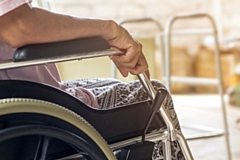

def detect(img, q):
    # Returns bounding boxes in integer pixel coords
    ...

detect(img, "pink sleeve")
[0,0,32,16]
[63,87,100,109]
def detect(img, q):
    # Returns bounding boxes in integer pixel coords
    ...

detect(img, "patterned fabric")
[63,78,184,160]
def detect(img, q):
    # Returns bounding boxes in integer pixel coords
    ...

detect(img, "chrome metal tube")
[137,73,177,141]
[162,139,172,160]
[0,48,122,71]
[176,130,194,160]
[160,106,176,141]
[164,12,231,160]
[137,73,156,100]
[110,129,169,150]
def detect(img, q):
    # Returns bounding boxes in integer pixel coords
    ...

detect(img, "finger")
[126,53,149,75]
[110,42,142,65]
[113,61,129,77]
[127,64,148,75]
[110,52,140,69]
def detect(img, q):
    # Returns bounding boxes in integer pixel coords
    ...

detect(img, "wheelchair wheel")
[0,98,116,160]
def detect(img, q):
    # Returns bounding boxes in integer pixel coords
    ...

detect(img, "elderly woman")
[0,0,184,159]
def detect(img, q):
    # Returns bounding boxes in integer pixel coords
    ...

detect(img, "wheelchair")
[0,37,193,160]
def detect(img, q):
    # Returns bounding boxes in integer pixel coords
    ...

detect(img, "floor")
[172,94,240,160]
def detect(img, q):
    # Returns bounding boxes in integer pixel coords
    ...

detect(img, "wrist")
[100,19,120,41]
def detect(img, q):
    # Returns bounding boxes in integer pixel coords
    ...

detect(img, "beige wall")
[51,0,240,38]
[44,0,240,82]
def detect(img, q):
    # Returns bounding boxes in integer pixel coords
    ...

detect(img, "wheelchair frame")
[0,37,193,160]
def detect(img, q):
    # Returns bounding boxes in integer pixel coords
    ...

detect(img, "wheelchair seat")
[0,79,165,144]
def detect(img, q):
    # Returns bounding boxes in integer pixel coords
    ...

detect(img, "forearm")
[0,4,118,48]
[0,3,149,76]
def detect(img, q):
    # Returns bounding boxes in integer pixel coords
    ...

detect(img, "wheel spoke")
[34,136,50,160]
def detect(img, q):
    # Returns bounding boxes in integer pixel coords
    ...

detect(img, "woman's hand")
[105,22,150,78]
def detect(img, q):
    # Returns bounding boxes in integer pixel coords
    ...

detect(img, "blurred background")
[35,0,240,94]
[34,0,240,159]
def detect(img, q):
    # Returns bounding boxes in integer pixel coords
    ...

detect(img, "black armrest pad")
[13,37,110,62]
